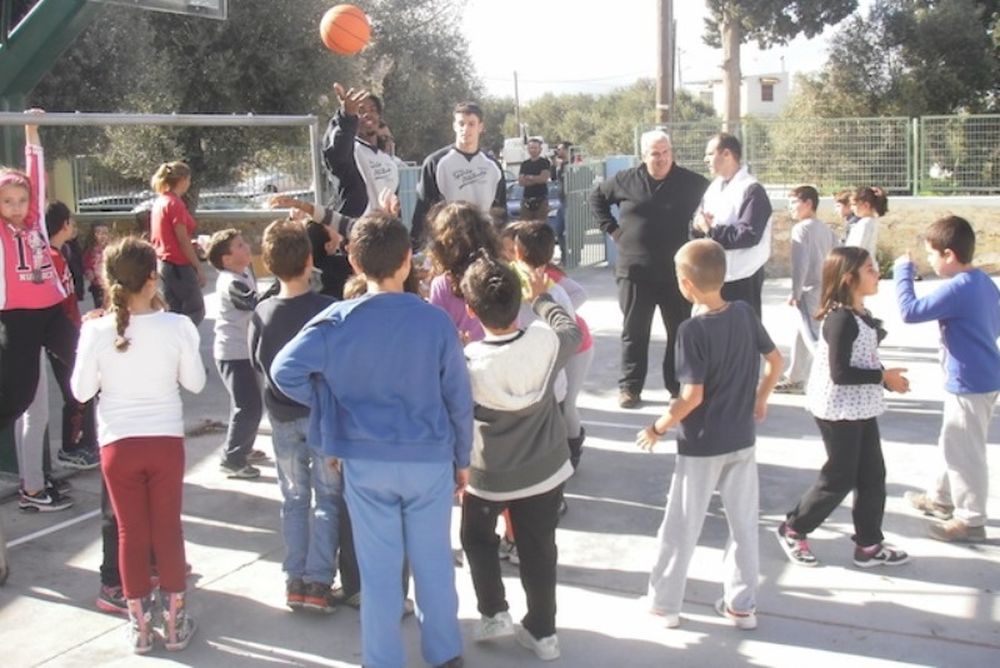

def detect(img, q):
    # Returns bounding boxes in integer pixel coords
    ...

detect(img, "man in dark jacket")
[589,130,708,408]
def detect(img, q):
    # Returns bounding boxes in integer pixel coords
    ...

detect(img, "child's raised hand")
[894,251,912,265]
[24,108,44,144]
[883,367,910,394]
[524,265,548,301]
[377,188,400,218]
[636,426,660,452]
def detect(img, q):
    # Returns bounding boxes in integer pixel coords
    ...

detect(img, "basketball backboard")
[92,0,227,21]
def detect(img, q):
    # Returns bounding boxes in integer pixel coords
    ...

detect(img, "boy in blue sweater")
[895,216,1000,543]
[272,212,471,668]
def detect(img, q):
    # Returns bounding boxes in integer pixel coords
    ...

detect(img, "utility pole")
[513,70,522,138]
[655,0,674,126]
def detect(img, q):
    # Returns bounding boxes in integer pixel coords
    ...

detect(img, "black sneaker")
[776,522,818,567]
[18,488,73,512]
[220,462,261,479]
[96,584,128,615]
[57,447,101,471]
[330,586,361,609]
[45,474,72,496]
[302,582,337,614]
[618,389,641,409]
[853,543,909,568]
[286,578,306,611]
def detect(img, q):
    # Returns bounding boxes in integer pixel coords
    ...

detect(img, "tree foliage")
[481,80,717,158]
[26,0,480,186]
[702,1,856,126]
[703,0,858,48]
[786,0,999,116]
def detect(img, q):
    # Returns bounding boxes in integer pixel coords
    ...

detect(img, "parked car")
[506,179,561,222]
[78,192,153,213]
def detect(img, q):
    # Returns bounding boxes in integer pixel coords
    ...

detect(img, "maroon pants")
[101,436,186,598]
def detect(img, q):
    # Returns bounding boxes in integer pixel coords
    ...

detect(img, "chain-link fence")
[917,115,1000,194]
[657,117,914,195]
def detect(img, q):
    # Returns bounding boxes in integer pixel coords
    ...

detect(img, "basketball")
[319,4,371,55]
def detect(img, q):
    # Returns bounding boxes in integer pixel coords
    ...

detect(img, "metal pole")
[309,118,324,217]
[513,70,522,137]
[655,0,673,125]
[0,111,317,127]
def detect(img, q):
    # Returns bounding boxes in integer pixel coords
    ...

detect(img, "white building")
[686,71,790,118]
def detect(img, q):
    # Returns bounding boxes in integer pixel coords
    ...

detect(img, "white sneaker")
[639,595,680,628]
[474,611,514,642]
[714,598,757,630]
[515,626,560,661]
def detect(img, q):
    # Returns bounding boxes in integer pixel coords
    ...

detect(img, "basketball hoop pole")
[0,111,325,212]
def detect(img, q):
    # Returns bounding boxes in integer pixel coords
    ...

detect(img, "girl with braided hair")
[71,237,205,653]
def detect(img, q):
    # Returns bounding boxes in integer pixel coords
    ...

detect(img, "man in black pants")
[589,130,708,408]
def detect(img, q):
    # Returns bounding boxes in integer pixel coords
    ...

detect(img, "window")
[761,82,774,102]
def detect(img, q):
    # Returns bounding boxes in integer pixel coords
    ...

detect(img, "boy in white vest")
[693,133,773,318]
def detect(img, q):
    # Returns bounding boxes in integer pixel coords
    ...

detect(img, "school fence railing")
[652,114,1000,196]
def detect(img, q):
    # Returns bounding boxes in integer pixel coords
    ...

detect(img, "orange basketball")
[319,4,371,55]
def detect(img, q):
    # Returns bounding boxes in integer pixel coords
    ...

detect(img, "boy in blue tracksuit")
[272,212,472,668]
[895,215,1000,543]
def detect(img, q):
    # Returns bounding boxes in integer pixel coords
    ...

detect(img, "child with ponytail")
[149,161,205,324]
[71,237,206,653]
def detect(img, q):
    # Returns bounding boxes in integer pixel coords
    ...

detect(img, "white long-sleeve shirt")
[71,311,206,446]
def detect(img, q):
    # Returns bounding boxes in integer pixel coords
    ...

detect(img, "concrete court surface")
[0,264,997,667]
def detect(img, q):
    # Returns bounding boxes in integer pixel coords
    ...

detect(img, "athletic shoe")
[286,578,305,610]
[330,586,361,609]
[96,585,128,615]
[714,598,757,630]
[45,474,72,496]
[776,522,819,567]
[57,447,101,471]
[474,611,514,642]
[246,449,268,463]
[302,582,337,614]
[904,491,953,520]
[927,519,986,543]
[639,595,680,628]
[618,389,640,409]
[18,488,73,512]
[853,543,909,568]
[515,626,560,661]
[773,378,804,395]
[220,462,261,479]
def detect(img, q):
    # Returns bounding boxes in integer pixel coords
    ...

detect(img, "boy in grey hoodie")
[459,255,581,662]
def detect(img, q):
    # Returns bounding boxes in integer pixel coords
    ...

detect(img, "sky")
[461,0,863,101]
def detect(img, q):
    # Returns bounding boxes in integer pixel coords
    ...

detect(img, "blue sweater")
[895,261,1000,394]
[271,292,473,467]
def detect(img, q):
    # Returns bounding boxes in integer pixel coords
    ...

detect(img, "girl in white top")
[844,186,888,261]
[71,237,205,654]
[776,247,911,570]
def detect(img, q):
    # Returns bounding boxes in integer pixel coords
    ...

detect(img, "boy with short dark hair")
[776,185,838,394]
[895,216,1000,543]
[460,254,581,661]
[637,239,782,630]
[206,228,264,479]
[44,202,100,471]
[249,219,340,612]
[272,212,470,668]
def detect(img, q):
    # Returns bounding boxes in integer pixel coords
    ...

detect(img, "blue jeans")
[344,459,461,668]
[271,417,341,585]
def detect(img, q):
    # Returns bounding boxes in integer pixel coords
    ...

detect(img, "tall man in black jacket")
[589,130,708,408]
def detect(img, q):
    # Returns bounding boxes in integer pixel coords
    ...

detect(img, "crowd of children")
[2,113,997,666]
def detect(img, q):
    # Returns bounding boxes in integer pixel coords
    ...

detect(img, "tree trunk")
[721,12,741,133]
